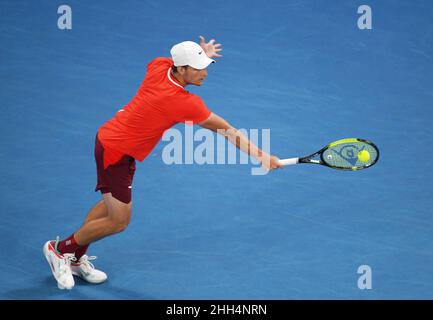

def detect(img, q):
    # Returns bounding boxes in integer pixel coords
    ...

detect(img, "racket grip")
[278,158,299,166]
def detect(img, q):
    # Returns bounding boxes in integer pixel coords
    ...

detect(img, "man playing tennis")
[43,36,283,290]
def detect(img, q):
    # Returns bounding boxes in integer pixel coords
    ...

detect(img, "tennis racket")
[278,138,379,170]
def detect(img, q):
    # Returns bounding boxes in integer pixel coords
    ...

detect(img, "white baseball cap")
[170,41,215,70]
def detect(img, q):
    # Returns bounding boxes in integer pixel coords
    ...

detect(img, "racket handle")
[278,158,299,166]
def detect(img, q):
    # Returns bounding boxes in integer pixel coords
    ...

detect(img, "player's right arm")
[199,113,282,171]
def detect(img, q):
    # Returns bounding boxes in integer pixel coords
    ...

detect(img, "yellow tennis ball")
[358,150,371,162]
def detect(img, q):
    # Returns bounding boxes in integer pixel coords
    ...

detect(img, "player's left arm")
[199,113,283,170]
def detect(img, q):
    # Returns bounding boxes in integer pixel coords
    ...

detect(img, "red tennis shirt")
[97,57,211,168]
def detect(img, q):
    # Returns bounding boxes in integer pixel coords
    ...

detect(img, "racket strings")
[322,142,378,169]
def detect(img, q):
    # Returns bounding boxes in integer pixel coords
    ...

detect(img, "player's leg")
[42,195,110,290]
[83,200,108,224]
[44,133,135,288]
[42,198,114,289]
[60,200,107,258]
[73,193,131,245]
[67,193,131,284]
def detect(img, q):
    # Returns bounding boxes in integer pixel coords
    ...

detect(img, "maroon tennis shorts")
[94,134,136,204]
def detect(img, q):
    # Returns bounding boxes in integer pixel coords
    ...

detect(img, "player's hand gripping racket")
[278,138,379,170]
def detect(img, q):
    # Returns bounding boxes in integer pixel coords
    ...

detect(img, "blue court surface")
[1,0,433,300]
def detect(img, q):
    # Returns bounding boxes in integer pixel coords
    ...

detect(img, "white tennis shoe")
[43,239,76,290]
[71,255,107,284]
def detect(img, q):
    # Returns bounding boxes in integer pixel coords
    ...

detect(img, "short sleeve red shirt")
[97,57,211,168]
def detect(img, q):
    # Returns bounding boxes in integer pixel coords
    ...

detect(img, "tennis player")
[43,36,283,290]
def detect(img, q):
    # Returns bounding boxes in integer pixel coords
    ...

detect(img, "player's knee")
[111,208,131,233]
[115,219,130,233]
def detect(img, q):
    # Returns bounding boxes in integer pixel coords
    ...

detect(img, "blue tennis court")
[1,0,433,299]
